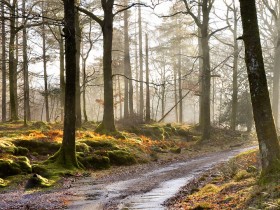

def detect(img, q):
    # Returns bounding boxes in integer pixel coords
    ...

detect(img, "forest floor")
[0,121,259,209]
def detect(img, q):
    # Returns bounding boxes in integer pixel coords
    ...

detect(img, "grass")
[0,121,255,191]
[173,148,280,209]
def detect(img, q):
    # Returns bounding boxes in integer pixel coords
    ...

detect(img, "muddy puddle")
[67,146,257,210]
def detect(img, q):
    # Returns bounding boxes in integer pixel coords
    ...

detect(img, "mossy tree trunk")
[52,0,79,168]
[239,0,280,174]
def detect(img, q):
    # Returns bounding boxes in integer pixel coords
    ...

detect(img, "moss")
[25,174,53,189]
[76,142,91,153]
[0,159,21,177]
[197,184,221,195]
[80,140,118,150]
[0,141,17,154]
[16,156,32,173]
[170,147,181,154]
[14,146,29,156]
[234,170,251,181]
[13,139,60,155]
[108,150,136,166]
[78,154,110,169]
[32,164,52,178]
[0,178,8,187]
[192,202,212,210]
[30,121,51,130]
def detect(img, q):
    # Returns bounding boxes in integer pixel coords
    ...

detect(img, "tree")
[75,0,82,128]
[1,2,7,122]
[123,0,134,118]
[145,33,151,122]
[138,0,144,120]
[224,0,239,130]
[239,0,280,174]
[42,6,50,122]
[22,0,31,125]
[78,0,128,132]
[183,0,213,140]
[50,0,79,168]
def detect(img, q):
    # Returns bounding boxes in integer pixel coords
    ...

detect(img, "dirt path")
[66,146,257,210]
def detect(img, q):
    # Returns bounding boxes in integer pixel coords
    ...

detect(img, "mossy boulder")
[108,150,136,166]
[0,141,17,154]
[32,164,52,178]
[14,146,29,156]
[25,174,53,189]
[16,156,32,173]
[78,154,110,169]
[13,139,60,155]
[0,159,21,177]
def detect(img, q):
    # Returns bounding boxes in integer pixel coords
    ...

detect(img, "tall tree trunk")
[124,3,133,117]
[42,18,50,122]
[135,17,139,115]
[198,0,203,126]
[97,0,116,132]
[59,26,65,122]
[138,1,144,120]
[145,33,150,122]
[239,0,280,174]
[75,4,82,127]
[82,59,88,122]
[22,0,31,125]
[178,47,183,123]
[201,0,211,140]
[1,2,6,122]
[174,64,178,123]
[230,5,239,131]
[52,0,79,168]
[9,0,18,121]
[272,32,280,127]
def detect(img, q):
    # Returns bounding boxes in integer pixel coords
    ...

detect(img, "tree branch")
[76,6,103,26]
[208,26,229,39]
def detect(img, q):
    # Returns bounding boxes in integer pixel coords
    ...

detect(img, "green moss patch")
[108,150,136,166]
[13,139,60,155]
[78,154,110,169]
[16,156,32,173]
[0,178,8,187]
[80,140,119,150]
[0,159,21,177]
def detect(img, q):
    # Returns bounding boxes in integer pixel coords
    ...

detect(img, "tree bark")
[59,26,65,122]
[52,0,79,168]
[75,4,82,128]
[145,33,150,122]
[138,1,144,120]
[97,0,116,132]
[8,0,18,121]
[200,0,211,140]
[123,2,134,117]
[239,0,280,173]
[22,0,31,125]
[42,15,50,122]
[178,46,183,123]
[1,2,6,122]
[272,32,280,127]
